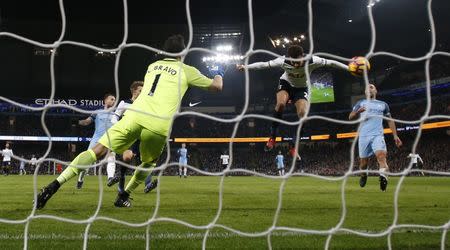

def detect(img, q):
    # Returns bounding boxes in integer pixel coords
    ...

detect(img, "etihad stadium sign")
[34,98,105,107]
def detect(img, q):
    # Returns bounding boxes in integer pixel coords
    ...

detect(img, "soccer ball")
[348,56,371,77]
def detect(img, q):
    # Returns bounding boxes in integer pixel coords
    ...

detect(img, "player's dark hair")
[287,45,304,58]
[163,34,186,55]
[104,93,115,100]
[130,81,144,92]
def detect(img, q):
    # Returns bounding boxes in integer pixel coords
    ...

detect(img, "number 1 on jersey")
[148,74,161,96]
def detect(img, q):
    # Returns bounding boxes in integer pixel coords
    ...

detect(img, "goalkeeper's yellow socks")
[56,149,97,185]
[125,162,155,194]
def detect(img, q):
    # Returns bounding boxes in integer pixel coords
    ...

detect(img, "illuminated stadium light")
[202,42,241,64]
[216,44,233,52]
[269,34,306,48]
[95,51,116,57]
[34,47,58,56]
[201,54,243,63]
[213,32,241,38]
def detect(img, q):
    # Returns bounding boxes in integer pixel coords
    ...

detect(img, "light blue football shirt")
[178,148,188,161]
[353,99,391,137]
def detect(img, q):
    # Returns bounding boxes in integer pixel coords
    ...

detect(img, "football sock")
[118,165,127,192]
[106,157,116,179]
[57,150,97,185]
[379,167,388,178]
[144,173,153,187]
[125,162,155,194]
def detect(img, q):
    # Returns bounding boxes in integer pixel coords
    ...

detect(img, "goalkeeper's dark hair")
[103,93,115,100]
[163,34,186,54]
[287,45,304,58]
[130,81,144,92]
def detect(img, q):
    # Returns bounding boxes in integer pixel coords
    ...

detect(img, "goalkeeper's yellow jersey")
[124,58,212,136]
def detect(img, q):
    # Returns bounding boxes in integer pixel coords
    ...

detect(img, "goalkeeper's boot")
[107,176,120,187]
[76,181,84,189]
[36,180,60,209]
[359,173,368,188]
[379,175,388,192]
[144,179,158,194]
[264,137,276,152]
[114,191,131,207]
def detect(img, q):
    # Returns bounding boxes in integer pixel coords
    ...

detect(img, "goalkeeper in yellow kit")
[36,35,224,208]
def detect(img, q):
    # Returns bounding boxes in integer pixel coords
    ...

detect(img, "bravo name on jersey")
[125,58,212,137]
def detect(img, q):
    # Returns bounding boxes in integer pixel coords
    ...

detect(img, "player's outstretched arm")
[207,64,224,92]
[320,56,370,77]
[418,155,424,164]
[185,65,223,92]
[387,118,402,147]
[384,103,402,147]
[323,58,348,71]
[236,62,269,71]
[236,57,283,71]
[78,116,93,126]
[208,75,223,92]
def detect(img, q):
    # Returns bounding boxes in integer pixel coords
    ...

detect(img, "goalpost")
[0,0,449,249]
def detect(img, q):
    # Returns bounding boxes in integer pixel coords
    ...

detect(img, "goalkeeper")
[36,34,224,208]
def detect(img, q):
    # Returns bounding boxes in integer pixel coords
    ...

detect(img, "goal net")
[0,0,449,249]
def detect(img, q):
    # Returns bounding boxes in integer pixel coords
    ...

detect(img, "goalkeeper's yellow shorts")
[98,115,166,164]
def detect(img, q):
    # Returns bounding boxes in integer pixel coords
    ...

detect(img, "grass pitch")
[311,86,334,103]
[0,175,449,249]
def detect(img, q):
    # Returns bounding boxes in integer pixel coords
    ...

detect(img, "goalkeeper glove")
[208,64,225,77]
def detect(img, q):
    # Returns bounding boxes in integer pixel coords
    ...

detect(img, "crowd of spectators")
[1,87,448,139]
[1,81,449,178]
[1,129,448,177]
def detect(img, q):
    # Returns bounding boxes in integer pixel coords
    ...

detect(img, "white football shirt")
[31,157,37,166]
[112,99,133,123]
[220,155,230,165]
[246,55,347,88]
[1,149,13,162]
[408,153,423,164]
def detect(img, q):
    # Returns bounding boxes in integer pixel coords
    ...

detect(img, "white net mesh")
[0,0,449,249]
